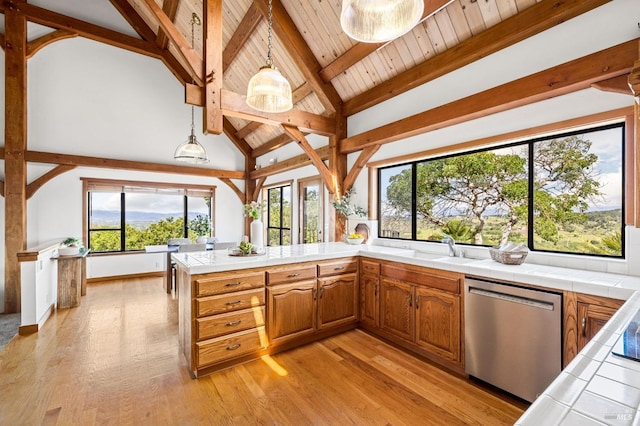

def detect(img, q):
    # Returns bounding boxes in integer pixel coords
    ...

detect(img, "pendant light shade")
[246,65,293,113]
[246,0,293,113]
[341,0,424,43]
[174,125,209,164]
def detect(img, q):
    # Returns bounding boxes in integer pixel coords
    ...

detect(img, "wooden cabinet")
[182,269,267,377]
[577,302,620,350]
[267,259,358,347]
[414,287,460,362]
[360,259,381,329]
[267,280,317,345]
[380,278,414,341]
[317,273,358,330]
[377,263,463,367]
[563,291,624,367]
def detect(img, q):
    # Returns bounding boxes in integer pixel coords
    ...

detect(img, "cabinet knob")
[226,343,241,351]
[408,294,412,307]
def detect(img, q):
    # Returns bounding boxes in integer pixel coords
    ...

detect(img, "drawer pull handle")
[226,320,242,326]
[287,273,300,278]
[334,266,345,271]
[226,343,241,351]
[225,282,241,287]
[581,317,587,337]
[226,300,242,305]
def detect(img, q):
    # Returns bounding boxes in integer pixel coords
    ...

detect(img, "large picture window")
[84,179,215,253]
[378,123,625,257]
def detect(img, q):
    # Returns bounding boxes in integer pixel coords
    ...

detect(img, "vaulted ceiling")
[2,0,637,164]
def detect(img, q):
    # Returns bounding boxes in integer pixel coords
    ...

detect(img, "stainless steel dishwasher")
[464,277,562,402]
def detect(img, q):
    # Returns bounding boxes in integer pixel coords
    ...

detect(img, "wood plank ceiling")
[120,0,546,151]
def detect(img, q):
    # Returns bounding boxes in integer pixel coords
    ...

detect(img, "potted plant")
[59,237,83,256]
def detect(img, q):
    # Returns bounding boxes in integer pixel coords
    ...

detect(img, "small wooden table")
[54,248,90,309]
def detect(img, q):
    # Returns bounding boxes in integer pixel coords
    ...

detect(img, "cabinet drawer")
[381,264,461,294]
[196,288,265,317]
[267,265,316,285]
[318,259,358,277]
[360,259,380,276]
[196,326,266,367]
[196,306,266,341]
[196,271,265,297]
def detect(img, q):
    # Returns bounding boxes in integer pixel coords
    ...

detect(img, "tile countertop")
[173,242,640,424]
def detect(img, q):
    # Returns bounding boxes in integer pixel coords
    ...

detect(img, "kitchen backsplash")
[372,224,640,277]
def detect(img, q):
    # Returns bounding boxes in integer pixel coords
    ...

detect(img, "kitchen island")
[173,242,640,424]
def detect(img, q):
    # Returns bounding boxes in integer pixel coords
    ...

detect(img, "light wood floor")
[0,277,526,425]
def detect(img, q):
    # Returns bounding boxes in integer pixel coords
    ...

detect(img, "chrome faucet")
[442,235,456,257]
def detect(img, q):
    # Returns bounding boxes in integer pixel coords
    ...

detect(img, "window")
[266,184,291,246]
[378,123,625,257]
[84,179,215,253]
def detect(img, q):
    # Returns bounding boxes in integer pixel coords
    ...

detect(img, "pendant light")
[174,13,209,164]
[246,0,292,113]
[341,0,424,43]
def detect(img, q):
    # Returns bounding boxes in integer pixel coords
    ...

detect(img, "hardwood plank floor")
[0,277,526,425]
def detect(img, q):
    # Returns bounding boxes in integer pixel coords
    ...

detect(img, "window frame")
[376,121,626,258]
[264,181,292,246]
[82,178,216,254]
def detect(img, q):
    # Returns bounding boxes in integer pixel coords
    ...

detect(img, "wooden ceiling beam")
[341,38,638,153]
[26,29,77,59]
[343,145,380,191]
[223,118,253,158]
[253,0,342,114]
[24,150,245,180]
[221,89,336,135]
[157,0,180,49]
[26,165,76,199]
[282,125,336,193]
[224,3,262,72]
[342,0,611,116]
[204,0,223,134]
[319,0,452,82]
[252,131,308,158]
[591,75,634,95]
[109,0,192,85]
[250,146,330,179]
[219,178,244,202]
[15,2,162,59]
[139,0,204,86]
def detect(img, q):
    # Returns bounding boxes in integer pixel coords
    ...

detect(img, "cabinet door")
[267,280,317,345]
[360,273,379,329]
[380,278,414,341]
[317,273,358,331]
[415,287,460,363]
[577,302,619,351]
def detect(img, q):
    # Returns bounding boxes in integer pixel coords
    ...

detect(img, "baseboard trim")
[87,271,164,283]
[19,324,38,336]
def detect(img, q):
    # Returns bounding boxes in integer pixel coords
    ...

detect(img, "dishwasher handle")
[468,287,555,311]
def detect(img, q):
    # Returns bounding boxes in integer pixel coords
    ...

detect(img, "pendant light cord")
[190,13,201,136]
[266,0,274,67]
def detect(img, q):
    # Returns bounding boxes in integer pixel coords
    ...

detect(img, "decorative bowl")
[346,237,364,245]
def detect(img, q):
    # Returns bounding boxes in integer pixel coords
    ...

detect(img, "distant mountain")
[90,210,206,226]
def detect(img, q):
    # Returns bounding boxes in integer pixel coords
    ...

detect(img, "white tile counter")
[174,242,640,424]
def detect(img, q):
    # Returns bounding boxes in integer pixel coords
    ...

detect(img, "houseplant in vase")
[244,200,266,250]
[331,188,367,242]
[59,237,83,256]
